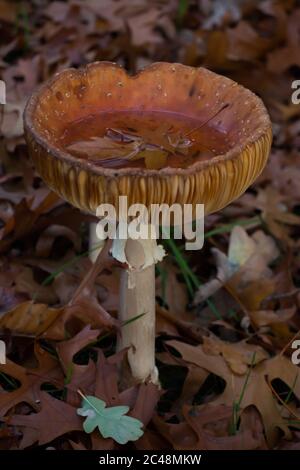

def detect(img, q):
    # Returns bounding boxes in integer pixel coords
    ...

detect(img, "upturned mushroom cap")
[24,62,272,216]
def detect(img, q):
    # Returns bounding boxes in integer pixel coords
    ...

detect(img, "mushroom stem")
[112,232,165,384]
[119,249,158,384]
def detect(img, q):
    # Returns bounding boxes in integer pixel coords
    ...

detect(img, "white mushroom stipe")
[111,228,165,384]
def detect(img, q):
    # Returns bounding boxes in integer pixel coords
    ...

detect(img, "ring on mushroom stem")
[24,62,272,385]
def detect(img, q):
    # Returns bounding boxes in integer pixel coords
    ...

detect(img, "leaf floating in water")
[134,148,168,170]
[61,109,229,170]
[66,128,169,169]
[66,136,140,160]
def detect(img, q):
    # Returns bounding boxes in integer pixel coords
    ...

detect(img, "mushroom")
[24,62,272,384]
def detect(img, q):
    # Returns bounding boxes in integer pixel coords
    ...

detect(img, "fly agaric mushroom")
[24,62,272,384]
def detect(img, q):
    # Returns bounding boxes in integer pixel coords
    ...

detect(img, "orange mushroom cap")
[24,62,272,216]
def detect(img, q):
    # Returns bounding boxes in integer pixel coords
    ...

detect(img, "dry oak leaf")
[56,239,119,337]
[56,325,101,405]
[156,261,188,318]
[153,404,265,450]
[249,307,296,328]
[44,245,118,340]
[241,186,300,243]
[167,339,300,446]
[87,0,175,46]
[182,404,266,450]
[233,278,275,312]
[14,267,58,305]
[9,391,82,448]
[153,416,198,450]
[194,226,279,304]
[41,298,114,341]
[0,190,60,254]
[202,335,268,375]
[56,325,100,375]
[131,383,160,429]
[66,295,118,330]
[267,46,300,73]
[0,301,63,336]
[227,21,273,61]
[0,344,63,416]
[96,270,120,312]
[35,225,81,258]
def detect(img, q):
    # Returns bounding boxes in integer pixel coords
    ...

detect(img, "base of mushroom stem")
[111,233,165,385]
[118,354,159,389]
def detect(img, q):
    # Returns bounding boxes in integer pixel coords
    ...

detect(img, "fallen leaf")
[10,391,82,448]
[0,301,63,336]
[202,335,269,375]
[167,339,300,446]
[194,226,279,305]
[249,307,296,328]
[0,343,63,416]
[77,393,144,444]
